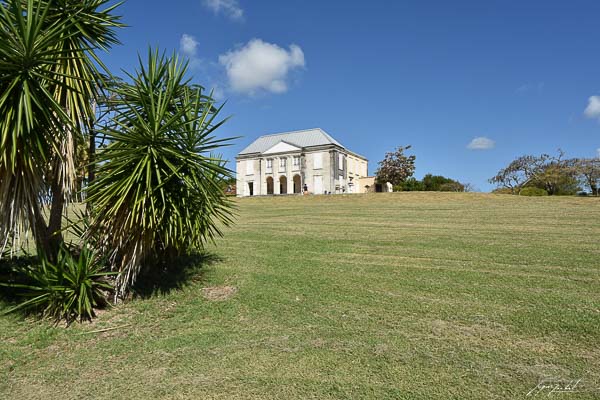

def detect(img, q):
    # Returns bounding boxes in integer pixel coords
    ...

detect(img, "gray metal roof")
[238,128,346,155]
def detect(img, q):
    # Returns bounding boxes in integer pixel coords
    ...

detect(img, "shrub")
[1,246,113,324]
[439,182,465,192]
[519,187,548,196]
[492,187,515,195]
[395,178,424,192]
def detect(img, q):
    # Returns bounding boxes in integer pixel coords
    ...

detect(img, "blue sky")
[103,0,600,191]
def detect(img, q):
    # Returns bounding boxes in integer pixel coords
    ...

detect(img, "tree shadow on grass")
[0,255,38,305]
[132,251,223,299]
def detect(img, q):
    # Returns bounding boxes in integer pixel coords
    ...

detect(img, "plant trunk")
[88,128,96,184]
[86,127,96,211]
[46,168,65,259]
[31,203,52,258]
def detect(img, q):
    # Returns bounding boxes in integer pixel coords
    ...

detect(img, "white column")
[274,157,281,194]
[287,156,293,194]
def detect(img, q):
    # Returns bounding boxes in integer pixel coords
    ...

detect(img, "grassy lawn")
[1,193,599,399]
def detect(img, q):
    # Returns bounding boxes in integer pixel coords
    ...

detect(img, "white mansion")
[236,128,369,197]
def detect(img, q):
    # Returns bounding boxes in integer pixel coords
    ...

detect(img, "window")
[338,153,344,170]
[246,160,254,175]
[279,158,286,168]
[293,156,300,167]
[266,159,272,169]
[313,152,323,169]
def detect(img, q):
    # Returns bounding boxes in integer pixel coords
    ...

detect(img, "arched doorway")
[279,176,287,194]
[266,176,274,195]
[293,175,301,194]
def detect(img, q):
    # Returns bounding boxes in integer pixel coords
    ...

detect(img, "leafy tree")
[0,0,122,258]
[375,145,416,186]
[527,159,579,195]
[86,51,234,297]
[422,174,463,191]
[395,177,424,192]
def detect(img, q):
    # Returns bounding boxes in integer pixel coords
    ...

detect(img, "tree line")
[375,145,471,192]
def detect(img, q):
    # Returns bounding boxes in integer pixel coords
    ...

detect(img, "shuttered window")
[313,153,323,169]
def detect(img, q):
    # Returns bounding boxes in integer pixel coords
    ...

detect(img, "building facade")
[236,128,368,197]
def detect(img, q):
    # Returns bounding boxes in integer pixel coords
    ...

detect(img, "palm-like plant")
[0,0,122,258]
[87,50,235,297]
[1,245,114,323]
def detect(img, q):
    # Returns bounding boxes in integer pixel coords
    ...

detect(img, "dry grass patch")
[201,285,238,301]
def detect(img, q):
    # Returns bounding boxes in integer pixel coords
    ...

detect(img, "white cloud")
[467,137,495,150]
[584,96,600,120]
[597,148,600,158]
[180,34,199,57]
[218,39,305,95]
[203,0,243,21]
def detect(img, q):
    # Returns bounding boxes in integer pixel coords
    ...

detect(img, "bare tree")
[463,183,478,192]
[573,158,600,195]
[490,150,578,195]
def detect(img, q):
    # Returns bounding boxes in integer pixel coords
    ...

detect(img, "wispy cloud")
[467,137,495,150]
[584,96,600,121]
[203,0,243,21]
[516,82,544,95]
[218,39,305,95]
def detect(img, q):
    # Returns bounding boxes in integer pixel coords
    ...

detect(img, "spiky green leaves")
[1,245,113,324]
[87,50,234,296]
[0,0,122,253]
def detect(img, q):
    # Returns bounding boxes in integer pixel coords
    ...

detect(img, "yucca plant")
[1,246,114,323]
[0,0,122,259]
[86,50,235,297]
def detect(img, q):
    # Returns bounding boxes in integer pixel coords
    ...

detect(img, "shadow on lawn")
[0,251,223,305]
[132,252,223,299]
[0,255,39,305]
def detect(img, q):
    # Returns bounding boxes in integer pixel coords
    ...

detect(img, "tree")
[489,155,544,193]
[573,158,600,195]
[528,159,579,195]
[463,183,478,192]
[376,145,416,186]
[422,174,462,191]
[0,0,122,258]
[490,150,579,195]
[86,50,235,297]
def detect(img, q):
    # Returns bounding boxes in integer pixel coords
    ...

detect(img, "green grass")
[1,193,599,399]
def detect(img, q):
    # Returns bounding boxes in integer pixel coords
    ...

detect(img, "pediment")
[262,141,301,154]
